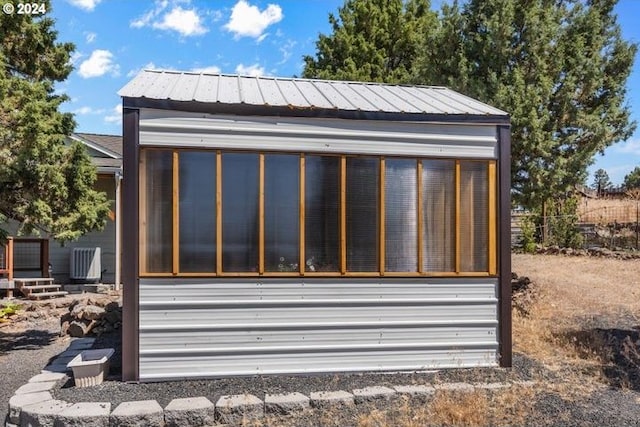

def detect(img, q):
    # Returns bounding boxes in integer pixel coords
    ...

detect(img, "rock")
[264,393,310,415]
[67,320,93,338]
[70,304,87,319]
[164,397,216,427]
[104,309,122,324]
[82,305,105,321]
[105,301,119,312]
[215,394,263,425]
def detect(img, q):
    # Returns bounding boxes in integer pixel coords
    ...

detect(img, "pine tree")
[623,166,640,189]
[592,168,612,195]
[302,0,436,83]
[415,0,636,212]
[0,1,109,242]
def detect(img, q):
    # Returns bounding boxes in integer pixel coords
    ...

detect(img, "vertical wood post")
[7,238,14,281]
[40,239,49,278]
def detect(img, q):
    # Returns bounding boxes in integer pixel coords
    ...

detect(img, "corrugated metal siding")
[138,278,499,381]
[139,109,498,159]
[119,70,508,117]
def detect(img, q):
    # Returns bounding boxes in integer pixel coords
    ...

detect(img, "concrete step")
[27,291,69,300]
[21,285,61,291]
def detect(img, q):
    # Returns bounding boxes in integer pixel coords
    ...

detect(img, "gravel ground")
[53,330,640,427]
[0,317,70,425]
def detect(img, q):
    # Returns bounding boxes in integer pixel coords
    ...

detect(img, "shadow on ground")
[0,329,59,355]
[561,327,640,391]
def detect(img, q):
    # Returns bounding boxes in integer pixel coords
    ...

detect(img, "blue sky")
[48,0,640,185]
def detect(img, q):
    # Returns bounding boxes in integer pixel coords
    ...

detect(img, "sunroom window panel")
[141,150,173,273]
[222,153,259,272]
[346,157,379,272]
[385,159,418,272]
[422,159,456,272]
[179,151,216,273]
[304,156,340,272]
[265,154,300,272]
[460,161,489,272]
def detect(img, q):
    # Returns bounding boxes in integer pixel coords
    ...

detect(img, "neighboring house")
[119,70,511,382]
[1,133,122,286]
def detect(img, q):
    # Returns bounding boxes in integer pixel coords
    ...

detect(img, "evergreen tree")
[592,168,612,195]
[0,1,109,242]
[302,0,436,83]
[623,166,640,189]
[417,0,637,212]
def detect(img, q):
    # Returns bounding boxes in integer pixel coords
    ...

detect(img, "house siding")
[138,277,499,381]
[3,175,117,283]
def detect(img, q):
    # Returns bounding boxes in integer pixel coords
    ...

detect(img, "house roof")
[73,133,122,157]
[119,70,509,121]
[69,133,122,173]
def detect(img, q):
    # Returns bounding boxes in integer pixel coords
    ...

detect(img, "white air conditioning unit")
[70,247,101,283]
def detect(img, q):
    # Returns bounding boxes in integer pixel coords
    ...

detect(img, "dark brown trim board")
[498,124,512,368]
[122,107,140,382]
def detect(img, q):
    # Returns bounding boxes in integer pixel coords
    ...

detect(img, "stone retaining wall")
[7,338,536,427]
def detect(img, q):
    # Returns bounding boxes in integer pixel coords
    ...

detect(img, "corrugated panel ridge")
[119,70,508,116]
[138,278,499,380]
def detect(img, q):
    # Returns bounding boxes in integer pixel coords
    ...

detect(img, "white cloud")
[73,106,93,115]
[277,39,296,65]
[616,138,640,156]
[153,6,207,36]
[130,1,166,28]
[131,1,208,37]
[211,10,224,22]
[105,104,123,124]
[191,65,221,74]
[78,50,119,78]
[127,62,159,78]
[67,0,101,11]
[72,106,105,115]
[224,0,283,39]
[235,63,266,77]
[69,51,83,66]
[85,32,97,43]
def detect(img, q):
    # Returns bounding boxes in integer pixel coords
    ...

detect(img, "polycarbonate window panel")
[222,153,259,272]
[385,159,418,272]
[265,154,300,272]
[422,160,455,272]
[179,151,216,273]
[346,157,379,272]
[141,150,173,273]
[304,156,339,272]
[460,161,489,272]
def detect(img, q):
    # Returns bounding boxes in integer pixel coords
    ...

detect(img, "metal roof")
[119,70,508,118]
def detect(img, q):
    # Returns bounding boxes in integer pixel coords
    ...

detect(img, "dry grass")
[578,197,640,223]
[513,254,640,387]
[355,386,539,427]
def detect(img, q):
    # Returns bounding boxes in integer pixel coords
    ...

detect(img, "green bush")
[0,302,22,322]
[545,196,584,249]
[519,214,538,253]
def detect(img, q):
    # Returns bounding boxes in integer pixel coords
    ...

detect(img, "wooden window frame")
[139,148,498,278]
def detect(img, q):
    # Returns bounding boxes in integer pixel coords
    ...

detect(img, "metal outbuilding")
[119,70,511,382]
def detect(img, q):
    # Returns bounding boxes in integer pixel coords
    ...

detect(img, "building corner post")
[122,105,140,382]
[498,124,512,368]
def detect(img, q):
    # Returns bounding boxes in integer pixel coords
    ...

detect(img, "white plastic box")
[67,348,115,387]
